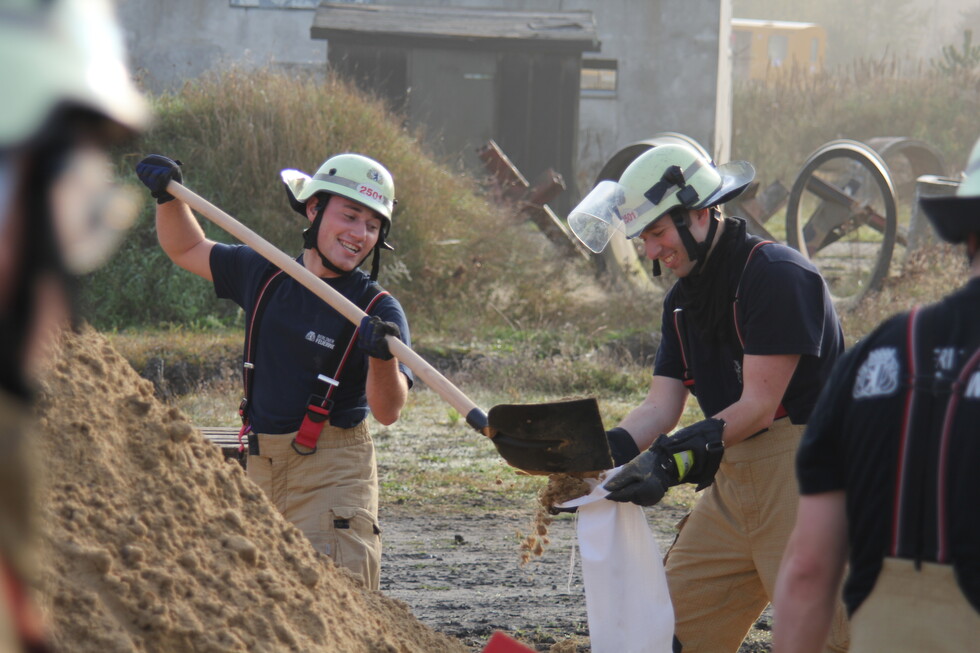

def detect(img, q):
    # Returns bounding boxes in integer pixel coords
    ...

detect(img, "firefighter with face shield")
[136,151,413,591]
[568,144,850,651]
[0,0,150,649]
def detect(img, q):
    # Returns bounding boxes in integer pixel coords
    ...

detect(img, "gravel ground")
[372,390,774,652]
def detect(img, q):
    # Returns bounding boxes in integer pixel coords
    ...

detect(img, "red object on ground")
[481,630,536,652]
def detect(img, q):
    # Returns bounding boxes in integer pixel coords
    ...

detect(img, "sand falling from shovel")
[29,326,468,653]
[517,475,591,566]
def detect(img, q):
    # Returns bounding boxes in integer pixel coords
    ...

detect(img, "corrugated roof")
[311,2,600,52]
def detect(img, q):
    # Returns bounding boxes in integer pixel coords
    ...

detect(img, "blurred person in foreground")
[566,142,850,651]
[773,137,980,652]
[135,150,412,591]
[0,0,150,649]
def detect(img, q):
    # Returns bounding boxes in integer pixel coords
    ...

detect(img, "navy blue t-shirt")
[654,238,843,423]
[210,243,413,434]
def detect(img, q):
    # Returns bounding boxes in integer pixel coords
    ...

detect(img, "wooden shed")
[311,3,600,208]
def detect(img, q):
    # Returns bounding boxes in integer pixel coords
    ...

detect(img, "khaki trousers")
[664,419,849,652]
[850,558,980,652]
[247,421,381,590]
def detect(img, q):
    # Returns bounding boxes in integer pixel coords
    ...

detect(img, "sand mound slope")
[32,326,467,653]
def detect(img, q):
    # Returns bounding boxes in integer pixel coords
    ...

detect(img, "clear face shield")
[567,180,655,253]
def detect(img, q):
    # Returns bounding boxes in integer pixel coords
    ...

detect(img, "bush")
[85,68,612,336]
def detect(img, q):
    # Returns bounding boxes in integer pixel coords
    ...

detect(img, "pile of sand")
[30,326,468,653]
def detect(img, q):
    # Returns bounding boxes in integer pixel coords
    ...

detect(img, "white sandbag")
[558,469,674,653]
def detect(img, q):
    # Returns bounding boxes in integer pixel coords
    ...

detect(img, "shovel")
[166,181,613,474]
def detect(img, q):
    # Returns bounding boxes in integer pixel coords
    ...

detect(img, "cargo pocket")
[323,506,382,590]
[245,454,274,504]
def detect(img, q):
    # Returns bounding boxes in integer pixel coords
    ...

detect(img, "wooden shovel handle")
[167,181,490,435]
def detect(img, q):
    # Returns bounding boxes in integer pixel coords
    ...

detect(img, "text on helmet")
[358,184,388,206]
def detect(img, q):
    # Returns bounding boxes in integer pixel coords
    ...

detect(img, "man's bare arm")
[156,200,215,281]
[773,492,849,653]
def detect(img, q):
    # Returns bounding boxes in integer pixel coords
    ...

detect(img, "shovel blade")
[487,398,613,474]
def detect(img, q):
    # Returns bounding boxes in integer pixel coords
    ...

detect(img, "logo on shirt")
[305,330,336,350]
[966,371,980,399]
[933,347,957,374]
[853,347,900,399]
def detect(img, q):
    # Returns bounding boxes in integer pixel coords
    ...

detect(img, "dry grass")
[732,63,980,187]
[839,242,967,344]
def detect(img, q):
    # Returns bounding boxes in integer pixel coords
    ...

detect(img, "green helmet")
[569,143,754,253]
[0,0,150,148]
[281,153,396,249]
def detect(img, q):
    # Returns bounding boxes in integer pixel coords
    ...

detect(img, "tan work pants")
[664,419,849,652]
[850,558,980,652]
[247,421,381,590]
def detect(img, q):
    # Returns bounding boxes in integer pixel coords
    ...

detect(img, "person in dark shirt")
[567,142,849,651]
[774,137,980,652]
[137,152,412,590]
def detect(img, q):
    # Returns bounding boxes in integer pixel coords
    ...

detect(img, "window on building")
[767,34,788,67]
[230,0,350,7]
[581,59,617,97]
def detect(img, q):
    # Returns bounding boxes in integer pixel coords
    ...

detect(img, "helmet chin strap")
[302,198,383,280]
[652,209,719,277]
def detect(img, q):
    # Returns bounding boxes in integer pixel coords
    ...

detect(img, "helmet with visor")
[569,144,754,267]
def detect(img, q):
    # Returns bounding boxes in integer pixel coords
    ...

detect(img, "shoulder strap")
[239,267,287,428]
[730,239,788,421]
[732,238,773,349]
[669,239,773,397]
[892,303,980,562]
[292,283,390,453]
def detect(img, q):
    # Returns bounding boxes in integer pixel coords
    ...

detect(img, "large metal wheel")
[786,139,898,306]
[865,137,947,256]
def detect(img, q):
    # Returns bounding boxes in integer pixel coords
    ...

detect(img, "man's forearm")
[618,375,688,449]
[366,358,408,425]
[772,574,837,653]
[773,493,849,653]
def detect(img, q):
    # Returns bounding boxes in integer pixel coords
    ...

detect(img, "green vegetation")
[90,67,625,343]
[96,62,976,413]
[932,30,980,77]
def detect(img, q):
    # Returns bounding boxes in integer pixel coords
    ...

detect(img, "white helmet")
[0,0,150,275]
[281,153,396,279]
[282,153,395,230]
[0,0,150,149]
[569,143,754,253]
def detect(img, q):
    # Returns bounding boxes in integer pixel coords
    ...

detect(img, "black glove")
[658,418,726,490]
[606,427,641,466]
[603,434,674,506]
[603,418,726,507]
[358,315,400,360]
[136,154,183,204]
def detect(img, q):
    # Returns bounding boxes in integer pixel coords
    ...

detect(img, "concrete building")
[118,0,732,203]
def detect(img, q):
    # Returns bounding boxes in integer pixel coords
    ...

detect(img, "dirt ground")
[377,499,772,652]
[28,327,772,652]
